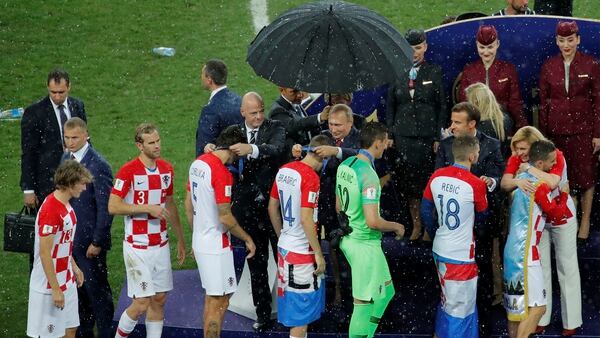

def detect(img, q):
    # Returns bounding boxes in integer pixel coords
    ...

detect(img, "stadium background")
[1,1,599,336]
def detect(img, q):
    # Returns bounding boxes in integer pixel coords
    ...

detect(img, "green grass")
[1,1,599,336]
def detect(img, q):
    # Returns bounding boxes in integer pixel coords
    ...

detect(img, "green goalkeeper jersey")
[336,155,382,241]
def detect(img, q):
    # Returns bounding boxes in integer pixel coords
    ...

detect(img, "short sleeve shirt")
[270,161,320,253]
[336,156,381,240]
[423,165,488,263]
[30,194,77,293]
[111,158,174,248]
[188,153,233,254]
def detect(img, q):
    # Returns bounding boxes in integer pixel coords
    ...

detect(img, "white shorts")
[27,284,79,338]
[194,250,237,296]
[527,265,547,307]
[124,242,173,298]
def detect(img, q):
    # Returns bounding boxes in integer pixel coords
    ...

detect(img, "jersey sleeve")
[301,172,320,208]
[504,155,521,175]
[37,205,62,237]
[548,151,565,178]
[422,174,434,201]
[534,183,568,222]
[111,165,132,198]
[212,169,233,204]
[270,178,280,200]
[474,180,489,213]
[361,171,381,205]
[165,163,175,197]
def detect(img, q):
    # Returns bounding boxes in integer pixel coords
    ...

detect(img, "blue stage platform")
[114,231,599,337]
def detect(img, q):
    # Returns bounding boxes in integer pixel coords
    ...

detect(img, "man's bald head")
[241,91,266,129]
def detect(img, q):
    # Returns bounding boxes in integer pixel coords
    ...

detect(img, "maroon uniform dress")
[460,59,527,129]
[539,51,600,191]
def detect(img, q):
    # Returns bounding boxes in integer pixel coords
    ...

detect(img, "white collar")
[71,142,90,162]
[209,85,227,101]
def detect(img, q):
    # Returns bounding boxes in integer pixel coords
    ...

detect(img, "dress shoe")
[562,328,578,336]
[252,319,274,333]
[534,325,546,334]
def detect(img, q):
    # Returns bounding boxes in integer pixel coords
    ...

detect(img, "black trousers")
[475,234,494,338]
[233,204,278,322]
[73,249,114,338]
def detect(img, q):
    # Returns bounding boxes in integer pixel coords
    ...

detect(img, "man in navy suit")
[21,69,88,208]
[435,102,504,338]
[62,117,114,338]
[270,87,329,162]
[196,59,243,156]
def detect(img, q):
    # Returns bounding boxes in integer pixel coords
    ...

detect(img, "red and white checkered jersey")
[424,164,488,263]
[30,193,77,293]
[112,157,174,248]
[188,153,233,254]
[270,161,320,254]
[505,150,575,225]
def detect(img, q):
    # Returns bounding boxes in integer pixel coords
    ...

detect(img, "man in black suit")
[62,118,114,338]
[228,92,286,332]
[21,69,88,208]
[435,102,505,338]
[269,87,328,161]
[196,59,243,156]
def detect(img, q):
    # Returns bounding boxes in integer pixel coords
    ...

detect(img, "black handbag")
[3,206,36,253]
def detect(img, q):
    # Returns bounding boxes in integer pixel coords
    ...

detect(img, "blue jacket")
[62,146,113,251]
[196,87,243,156]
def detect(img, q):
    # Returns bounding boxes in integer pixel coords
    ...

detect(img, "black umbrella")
[247,1,414,93]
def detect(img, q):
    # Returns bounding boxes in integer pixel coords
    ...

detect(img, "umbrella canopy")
[247,1,414,93]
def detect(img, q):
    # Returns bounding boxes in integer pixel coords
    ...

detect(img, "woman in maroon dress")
[539,21,600,242]
[459,25,528,131]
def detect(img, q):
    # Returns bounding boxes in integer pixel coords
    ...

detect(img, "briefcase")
[3,206,36,253]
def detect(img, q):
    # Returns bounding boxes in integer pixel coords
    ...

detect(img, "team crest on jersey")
[47,324,55,333]
[228,277,234,287]
[162,174,171,188]
[140,281,148,291]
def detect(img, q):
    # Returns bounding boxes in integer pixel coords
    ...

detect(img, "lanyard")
[358,149,374,167]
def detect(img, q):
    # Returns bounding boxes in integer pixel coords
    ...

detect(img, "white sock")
[145,319,164,338]
[115,311,137,338]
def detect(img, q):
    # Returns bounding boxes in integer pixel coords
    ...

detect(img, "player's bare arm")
[39,234,64,309]
[108,193,167,219]
[165,195,186,265]
[301,207,325,276]
[217,203,256,259]
[268,197,283,237]
[363,203,405,238]
[71,257,84,287]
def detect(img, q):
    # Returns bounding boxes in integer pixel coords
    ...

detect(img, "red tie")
[335,139,343,147]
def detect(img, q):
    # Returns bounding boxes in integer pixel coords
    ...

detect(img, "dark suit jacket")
[61,146,114,251]
[386,62,448,140]
[20,96,87,202]
[232,119,286,218]
[196,87,243,156]
[435,131,505,191]
[318,128,360,233]
[269,96,321,159]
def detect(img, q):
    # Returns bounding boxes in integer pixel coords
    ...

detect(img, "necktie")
[58,104,68,129]
[70,153,76,160]
[294,104,307,118]
[249,130,257,144]
[335,139,343,147]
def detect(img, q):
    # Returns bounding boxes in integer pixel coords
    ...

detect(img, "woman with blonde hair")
[500,126,582,336]
[466,82,513,156]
